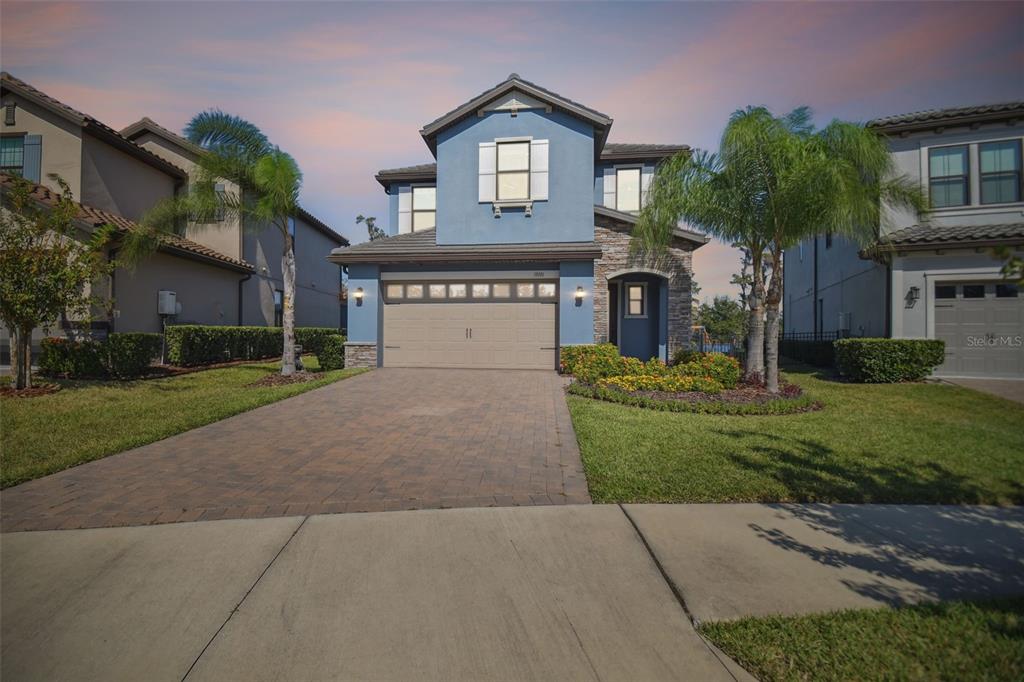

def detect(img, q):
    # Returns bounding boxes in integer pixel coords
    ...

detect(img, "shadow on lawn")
[750,504,1024,607]
[713,428,999,504]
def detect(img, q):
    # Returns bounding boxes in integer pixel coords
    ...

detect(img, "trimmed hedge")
[164,325,340,366]
[560,344,623,382]
[834,338,945,383]
[39,333,162,379]
[317,335,346,371]
[567,381,819,416]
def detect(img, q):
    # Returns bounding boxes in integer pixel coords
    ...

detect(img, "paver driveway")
[1,369,590,532]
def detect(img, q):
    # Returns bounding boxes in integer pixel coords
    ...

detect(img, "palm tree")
[129,111,304,375]
[639,107,927,391]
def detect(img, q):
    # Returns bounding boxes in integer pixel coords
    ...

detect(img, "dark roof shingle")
[868,102,1024,132]
[862,222,1024,257]
[1,173,253,272]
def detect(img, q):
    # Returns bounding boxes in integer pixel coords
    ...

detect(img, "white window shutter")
[530,139,548,201]
[641,167,653,207]
[603,168,616,208]
[479,142,496,202]
[398,186,412,234]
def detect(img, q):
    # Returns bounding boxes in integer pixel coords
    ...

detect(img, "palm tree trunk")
[744,251,766,383]
[281,239,296,376]
[764,251,784,393]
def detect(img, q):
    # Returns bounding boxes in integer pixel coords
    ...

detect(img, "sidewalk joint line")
[180,515,310,681]
[618,504,740,682]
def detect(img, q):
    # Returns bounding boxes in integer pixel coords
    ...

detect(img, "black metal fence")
[779,330,850,367]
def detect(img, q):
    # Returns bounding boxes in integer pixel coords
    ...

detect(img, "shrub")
[39,337,105,378]
[38,333,161,379]
[674,352,741,389]
[598,373,723,394]
[104,333,162,379]
[294,327,339,355]
[567,382,819,416]
[671,348,702,366]
[317,334,346,371]
[560,343,625,383]
[164,325,339,366]
[834,338,946,383]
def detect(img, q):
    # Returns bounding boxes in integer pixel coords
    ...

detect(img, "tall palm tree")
[129,111,304,375]
[639,107,927,392]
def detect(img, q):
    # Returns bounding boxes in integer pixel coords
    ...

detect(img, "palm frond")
[185,110,271,163]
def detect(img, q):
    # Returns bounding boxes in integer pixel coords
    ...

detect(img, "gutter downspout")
[884,262,892,338]
[237,272,252,325]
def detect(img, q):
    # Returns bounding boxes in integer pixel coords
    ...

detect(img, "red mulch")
[246,371,323,388]
[0,382,61,398]
[632,380,805,405]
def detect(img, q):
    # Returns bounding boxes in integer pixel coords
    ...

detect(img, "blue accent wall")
[346,263,380,343]
[435,109,595,245]
[387,184,400,236]
[558,260,595,345]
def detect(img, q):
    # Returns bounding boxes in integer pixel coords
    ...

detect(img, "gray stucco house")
[783,102,1024,379]
[330,74,707,369]
[0,71,347,359]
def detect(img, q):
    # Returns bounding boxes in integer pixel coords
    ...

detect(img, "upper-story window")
[0,136,24,176]
[616,167,641,212]
[980,140,1022,205]
[497,141,530,201]
[928,145,969,208]
[412,186,436,231]
[214,183,226,221]
[287,216,296,245]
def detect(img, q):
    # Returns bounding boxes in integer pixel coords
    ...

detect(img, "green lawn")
[701,598,1024,682]
[1,359,366,488]
[568,365,1024,505]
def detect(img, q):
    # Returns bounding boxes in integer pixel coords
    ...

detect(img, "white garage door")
[381,280,557,370]
[934,281,1023,378]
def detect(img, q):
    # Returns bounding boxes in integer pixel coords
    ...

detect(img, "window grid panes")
[980,140,1022,205]
[406,284,423,298]
[996,284,1018,298]
[537,283,556,298]
[429,284,447,299]
[497,141,530,201]
[935,285,956,299]
[516,283,536,298]
[472,283,490,298]
[493,283,511,298]
[627,284,646,317]
[616,168,641,212]
[384,281,557,303]
[963,284,985,299]
[929,146,969,208]
[412,186,436,231]
[386,284,404,299]
[448,283,467,298]
[0,136,24,176]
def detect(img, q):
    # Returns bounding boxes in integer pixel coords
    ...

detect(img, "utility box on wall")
[158,290,177,316]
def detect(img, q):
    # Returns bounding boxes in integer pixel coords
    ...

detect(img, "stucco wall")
[435,109,595,245]
[114,252,240,333]
[0,92,83,197]
[558,260,595,345]
[132,131,244,261]
[240,212,343,328]
[80,133,177,221]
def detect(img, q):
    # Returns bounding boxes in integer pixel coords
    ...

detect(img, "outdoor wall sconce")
[354,287,364,307]
[904,285,920,309]
[575,286,586,307]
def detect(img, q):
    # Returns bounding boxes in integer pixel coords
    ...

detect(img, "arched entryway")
[607,270,669,362]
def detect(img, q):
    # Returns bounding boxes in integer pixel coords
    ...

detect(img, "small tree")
[357,214,386,241]
[697,296,748,342]
[0,175,115,389]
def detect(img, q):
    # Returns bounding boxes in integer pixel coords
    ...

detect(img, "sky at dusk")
[3,0,1022,301]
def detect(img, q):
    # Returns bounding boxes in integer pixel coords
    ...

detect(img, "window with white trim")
[616,167,641,212]
[929,145,969,208]
[497,141,530,201]
[625,283,647,318]
[980,140,1022,205]
[412,186,436,231]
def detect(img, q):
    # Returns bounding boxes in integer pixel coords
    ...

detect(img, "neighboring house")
[330,74,707,369]
[0,72,346,360]
[783,102,1024,379]
[121,117,348,329]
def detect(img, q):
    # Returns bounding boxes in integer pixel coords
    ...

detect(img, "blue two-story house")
[330,74,707,369]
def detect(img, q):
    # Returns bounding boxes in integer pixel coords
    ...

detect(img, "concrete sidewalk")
[3,504,1022,681]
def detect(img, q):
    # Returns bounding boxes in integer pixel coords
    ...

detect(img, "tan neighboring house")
[0,71,347,360]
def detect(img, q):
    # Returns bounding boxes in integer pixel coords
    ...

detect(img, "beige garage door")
[934,281,1022,378]
[383,302,556,369]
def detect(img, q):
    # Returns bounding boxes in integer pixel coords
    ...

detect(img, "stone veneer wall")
[592,224,696,359]
[344,342,378,368]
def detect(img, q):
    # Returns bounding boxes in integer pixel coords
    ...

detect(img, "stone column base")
[344,342,377,368]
